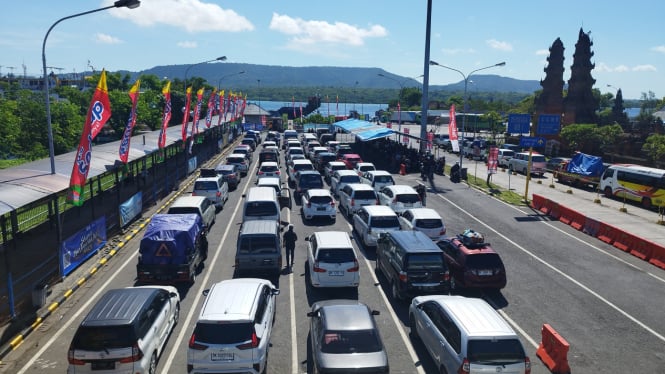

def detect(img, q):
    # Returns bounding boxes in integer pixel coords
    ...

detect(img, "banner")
[427,131,434,150]
[487,146,499,174]
[67,70,111,206]
[293,96,296,118]
[119,191,142,227]
[118,79,140,164]
[191,88,204,135]
[449,104,460,153]
[403,127,410,144]
[158,81,172,149]
[217,90,225,127]
[398,102,402,133]
[181,86,192,142]
[204,88,217,128]
[60,216,107,275]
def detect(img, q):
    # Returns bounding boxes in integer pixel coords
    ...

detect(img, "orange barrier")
[541,198,554,215]
[531,194,546,212]
[595,222,616,244]
[611,230,632,252]
[569,209,585,231]
[648,242,665,270]
[536,323,571,374]
[549,202,561,220]
[558,205,574,226]
[582,217,601,237]
[628,236,653,261]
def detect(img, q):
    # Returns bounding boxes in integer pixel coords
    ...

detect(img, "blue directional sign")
[537,114,561,135]
[508,114,531,134]
[519,136,546,148]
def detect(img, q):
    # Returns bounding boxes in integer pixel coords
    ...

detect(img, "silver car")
[307,300,389,373]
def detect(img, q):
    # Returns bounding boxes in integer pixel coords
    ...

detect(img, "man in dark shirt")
[283,225,298,269]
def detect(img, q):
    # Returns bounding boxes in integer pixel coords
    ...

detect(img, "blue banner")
[188,156,198,174]
[507,114,531,134]
[119,191,142,228]
[61,216,107,276]
[537,114,561,135]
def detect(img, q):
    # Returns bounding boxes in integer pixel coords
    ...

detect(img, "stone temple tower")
[535,38,565,118]
[563,28,599,125]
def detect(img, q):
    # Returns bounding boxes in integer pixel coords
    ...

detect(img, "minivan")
[188,278,279,374]
[167,195,216,231]
[192,175,229,210]
[305,231,359,288]
[376,230,451,301]
[242,187,281,223]
[68,286,180,374]
[409,295,531,374]
[235,220,282,276]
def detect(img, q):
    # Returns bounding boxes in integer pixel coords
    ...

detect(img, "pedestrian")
[414,182,427,206]
[282,224,298,269]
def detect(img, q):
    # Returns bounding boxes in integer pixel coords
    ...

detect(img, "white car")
[398,208,446,240]
[285,146,305,162]
[352,205,401,248]
[256,161,281,182]
[377,185,422,214]
[330,169,361,197]
[262,140,277,149]
[353,162,376,176]
[323,161,348,183]
[360,170,395,192]
[301,188,336,221]
[287,159,315,183]
[306,231,359,288]
[338,183,378,218]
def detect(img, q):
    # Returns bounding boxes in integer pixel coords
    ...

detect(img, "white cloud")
[633,64,657,72]
[106,0,254,33]
[95,33,122,44]
[595,62,655,73]
[651,45,665,53]
[269,13,387,47]
[486,39,512,51]
[177,41,197,49]
[535,49,549,56]
[441,47,475,55]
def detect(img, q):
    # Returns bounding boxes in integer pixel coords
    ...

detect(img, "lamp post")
[429,60,506,168]
[377,73,405,134]
[217,70,245,90]
[42,0,141,175]
[183,56,226,91]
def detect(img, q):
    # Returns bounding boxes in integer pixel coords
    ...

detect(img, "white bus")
[599,164,665,209]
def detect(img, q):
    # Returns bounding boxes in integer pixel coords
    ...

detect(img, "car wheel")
[409,314,420,341]
[173,302,180,326]
[189,271,196,284]
[642,197,652,210]
[148,352,157,374]
[391,281,401,301]
[604,187,613,198]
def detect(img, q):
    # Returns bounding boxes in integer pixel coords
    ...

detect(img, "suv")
[353,162,376,176]
[376,230,451,301]
[377,185,422,214]
[192,175,229,210]
[167,195,216,232]
[330,169,361,197]
[214,163,240,189]
[233,145,254,163]
[256,161,281,182]
[435,229,507,289]
[226,153,250,177]
[305,231,359,288]
[257,177,292,209]
[338,183,378,218]
[235,220,282,276]
[294,170,324,200]
[188,278,279,374]
[323,161,347,183]
[287,159,315,184]
[360,170,395,192]
[409,295,531,374]
[68,286,180,373]
[301,188,336,222]
[352,205,401,248]
[398,208,446,240]
[508,152,547,176]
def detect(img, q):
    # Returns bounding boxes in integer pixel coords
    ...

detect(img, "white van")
[167,195,216,231]
[242,187,281,223]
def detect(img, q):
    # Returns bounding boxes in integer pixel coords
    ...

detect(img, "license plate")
[404,203,413,207]
[478,269,492,276]
[211,352,234,361]
[91,361,115,370]
[317,207,326,211]
[328,271,344,276]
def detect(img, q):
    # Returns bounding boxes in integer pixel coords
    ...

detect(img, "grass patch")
[465,174,527,206]
[0,158,29,169]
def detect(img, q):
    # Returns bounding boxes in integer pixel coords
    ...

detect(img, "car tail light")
[458,358,470,373]
[329,200,335,207]
[375,199,379,205]
[313,261,326,272]
[442,270,450,282]
[393,197,398,203]
[398,270,408,282]
[440,227,447,235]
[258,171,264,175]
[189,334,208,350]
[237,331,259,349]
[216,191,221,197]
[192,191,197,196]
[348,259,359,272]
[276,170,281,175]
[350,198,355,207]
[525,356,531,374]
[67,346,86,365]
[118,343,144,363]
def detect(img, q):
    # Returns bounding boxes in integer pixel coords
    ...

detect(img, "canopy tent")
[333,118,393,142]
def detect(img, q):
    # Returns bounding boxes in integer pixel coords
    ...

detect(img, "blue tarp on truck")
[566,153,604,177]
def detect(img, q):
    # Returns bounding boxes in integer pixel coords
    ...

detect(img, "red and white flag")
[181,86,192,142]
[204,88,217,128]
[216,90,225,127]
[118,79,140,164]
[67,70,112,206]
[191,88,204,135]
[449,104,460,153]
[158,81,172,149]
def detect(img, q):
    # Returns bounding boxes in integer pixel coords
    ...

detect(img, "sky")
[1,0,663,100]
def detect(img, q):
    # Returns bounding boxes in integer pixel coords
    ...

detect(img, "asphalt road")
[3,138,664,374]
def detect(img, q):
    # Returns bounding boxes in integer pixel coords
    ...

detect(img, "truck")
[555,152,605,189]
[137,213,208,284]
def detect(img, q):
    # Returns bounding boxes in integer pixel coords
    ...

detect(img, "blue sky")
[1,0,663,100]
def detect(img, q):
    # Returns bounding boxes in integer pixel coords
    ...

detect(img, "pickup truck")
[137,214,208,284]
[555,152,605,189]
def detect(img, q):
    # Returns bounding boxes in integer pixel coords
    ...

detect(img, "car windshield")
[194,181,218,190]
[406,253,444,269]
[370,216,399,228]
[238,236,277,254]
[359,166,374,172]
[354,191,377,200]
[193,322,252,344]
[167,207,199,215]
[316,248,355,263]
[374,176,394,183]
[396,193,420,203]
[321,329,382,354]
[467,339,526,362]
[340,175,361,183]
[72,326,136,350]
[532,155,546,162]
[261,165,279,172]
[309,196,332,204]
[227,157,244,164]
[466,253,503,268]
[217,169,234,175]
[415,218,443,229]
[294,164,314,172]
[245,202,278,217]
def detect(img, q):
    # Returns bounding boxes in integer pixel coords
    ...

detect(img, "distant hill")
[134,63,541,95]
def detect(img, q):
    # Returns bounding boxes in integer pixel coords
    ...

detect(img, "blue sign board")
[507,114,531,134]
[519,136,546,148]
[537,114,561,135]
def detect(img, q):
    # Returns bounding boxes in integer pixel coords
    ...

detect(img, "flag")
[240,94,247,117]
[217,90,225,126]
[181,86,192,142]
[119,79,141,163]
[397,101,402,133]
[327,95,330,118]
[191,88,204,135]
[158,81,172,149]
[292,96,296,118]
[67,69,112,206]
[204,88,216,128]
[449,104,460,153]
[336,95,339,116]
[299,101,303,118]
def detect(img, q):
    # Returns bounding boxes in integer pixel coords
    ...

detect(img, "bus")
[599,164,665,209]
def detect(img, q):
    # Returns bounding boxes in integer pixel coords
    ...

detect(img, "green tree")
[560,123,597,153]
[642,134,665,165]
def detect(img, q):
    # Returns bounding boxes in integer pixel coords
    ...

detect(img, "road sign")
[519,136,546,148]
[508,114,531,134]
[537,114,561,135]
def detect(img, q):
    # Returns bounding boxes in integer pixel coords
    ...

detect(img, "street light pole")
[429,60,506,169]
[217,70,245,90]
[184,56,226,91]
[42,0,141,175]
[377,73,405,134]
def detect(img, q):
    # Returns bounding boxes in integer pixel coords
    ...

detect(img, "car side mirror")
[371,310,381,316]
[202,289,210,297]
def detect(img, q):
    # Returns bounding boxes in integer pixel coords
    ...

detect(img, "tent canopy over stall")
[333,118,393,142]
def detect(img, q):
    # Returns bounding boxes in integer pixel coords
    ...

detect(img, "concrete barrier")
[536,323,571,374]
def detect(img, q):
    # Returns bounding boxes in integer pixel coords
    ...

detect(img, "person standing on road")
[283,224,298,269]
[414,182,427,207]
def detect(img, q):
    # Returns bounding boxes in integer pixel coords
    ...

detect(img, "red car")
[340,153,363,170]
[435,229,507,290]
